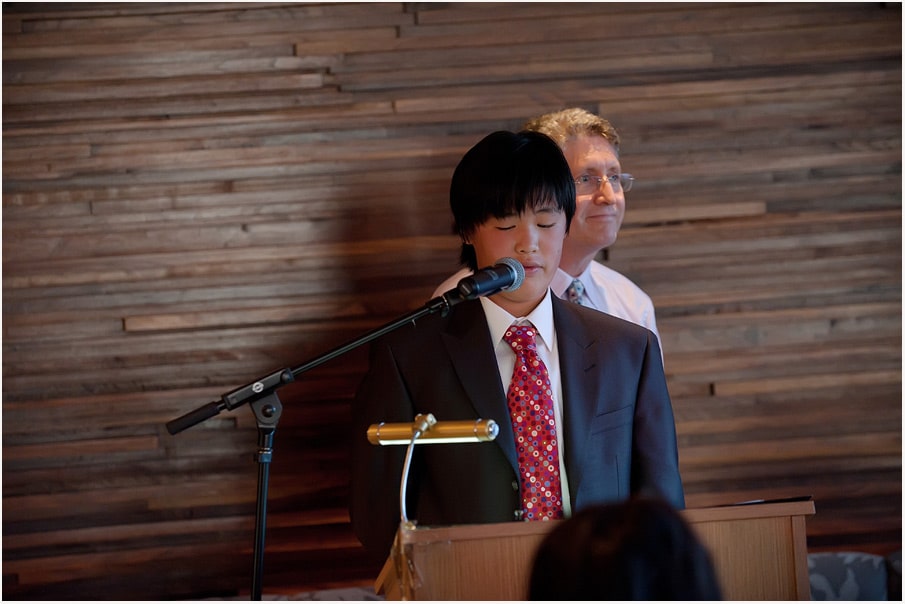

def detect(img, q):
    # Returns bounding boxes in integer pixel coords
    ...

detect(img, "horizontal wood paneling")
[3,2,901,599]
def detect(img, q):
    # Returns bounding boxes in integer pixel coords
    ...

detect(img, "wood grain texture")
[3,2,900,599]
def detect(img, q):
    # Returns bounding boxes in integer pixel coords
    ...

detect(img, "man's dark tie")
[565,278,586,306]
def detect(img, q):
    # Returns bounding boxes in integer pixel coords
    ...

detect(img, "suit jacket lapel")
[440,301,518,472]
[553,296,602,503]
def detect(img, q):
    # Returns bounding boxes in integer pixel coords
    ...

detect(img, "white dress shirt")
[550,261,660,344]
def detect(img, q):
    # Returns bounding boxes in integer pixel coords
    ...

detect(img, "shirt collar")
[479,288,556,353]
[550,268,573,298]
[552,265,592,296]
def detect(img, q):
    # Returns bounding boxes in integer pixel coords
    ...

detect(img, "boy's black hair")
[450,130,576,271]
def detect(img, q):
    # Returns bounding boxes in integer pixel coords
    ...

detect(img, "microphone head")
[496,257,525,292]
[456,257,526,299]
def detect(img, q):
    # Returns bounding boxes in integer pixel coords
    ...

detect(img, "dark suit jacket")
[350,294,684,560]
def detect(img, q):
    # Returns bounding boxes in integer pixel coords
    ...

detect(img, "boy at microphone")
[350,130,683,562]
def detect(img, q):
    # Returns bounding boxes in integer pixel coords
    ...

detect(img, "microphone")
[457,257,525,299]
[368,414,499,445]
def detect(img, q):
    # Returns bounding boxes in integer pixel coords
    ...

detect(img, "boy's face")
[466,205,567,317]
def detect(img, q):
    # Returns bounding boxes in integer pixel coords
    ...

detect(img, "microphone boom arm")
[165,291,462,435]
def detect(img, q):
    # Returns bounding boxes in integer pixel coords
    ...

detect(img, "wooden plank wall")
[2,2,901,599]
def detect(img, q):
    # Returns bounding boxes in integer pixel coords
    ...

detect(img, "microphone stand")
[165,290,465,600]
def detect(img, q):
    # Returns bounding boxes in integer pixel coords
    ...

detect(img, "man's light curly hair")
[524,107,620,153]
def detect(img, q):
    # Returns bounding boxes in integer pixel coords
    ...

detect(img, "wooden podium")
[376,499,815,600]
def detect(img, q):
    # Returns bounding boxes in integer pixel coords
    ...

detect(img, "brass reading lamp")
[367,413,499,601]
[367,413,499,525]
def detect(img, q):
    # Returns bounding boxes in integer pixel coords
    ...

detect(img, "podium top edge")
[683,499,816,523]
[397,499,816,545]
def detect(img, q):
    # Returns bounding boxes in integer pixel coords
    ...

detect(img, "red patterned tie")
[503,323,564,520]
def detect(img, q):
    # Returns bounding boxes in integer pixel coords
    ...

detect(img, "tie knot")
[566,278,585,305]
[504,323,537,354]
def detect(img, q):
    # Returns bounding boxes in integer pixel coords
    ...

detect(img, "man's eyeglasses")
[574,173,634,195]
